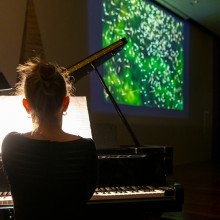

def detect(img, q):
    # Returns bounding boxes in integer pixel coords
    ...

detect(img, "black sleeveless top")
[2,132,98,220]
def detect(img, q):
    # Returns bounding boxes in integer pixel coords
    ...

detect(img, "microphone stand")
[90,63,142,153]
[67,37,142,152]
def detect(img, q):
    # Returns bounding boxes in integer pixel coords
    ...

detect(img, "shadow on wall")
[91,123,118,149]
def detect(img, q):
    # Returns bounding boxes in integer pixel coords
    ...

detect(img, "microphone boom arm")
[67,37,142,149]
[67,37,128,83]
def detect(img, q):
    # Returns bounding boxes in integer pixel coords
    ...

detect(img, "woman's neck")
[31,120,64,139]
[24,118,80,141]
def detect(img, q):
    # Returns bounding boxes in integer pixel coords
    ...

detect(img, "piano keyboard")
[91,185,165,200]
[0,192,12,206]
[0,186,166,205]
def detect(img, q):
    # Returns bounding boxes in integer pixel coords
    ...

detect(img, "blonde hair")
[15,56,74,126]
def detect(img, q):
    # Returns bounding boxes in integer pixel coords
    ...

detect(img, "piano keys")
[91,185,165,200]
[0,184,177,204]
[0,186,165,205]
[0,185,166,205]
[0,185,182,219]
[0,192,12,206]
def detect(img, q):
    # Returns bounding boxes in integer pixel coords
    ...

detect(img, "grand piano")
[0,38,184,219]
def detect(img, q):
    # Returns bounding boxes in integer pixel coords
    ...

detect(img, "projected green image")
[102,0,184,110]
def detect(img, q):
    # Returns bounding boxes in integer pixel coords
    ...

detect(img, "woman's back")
[2,132,98,220]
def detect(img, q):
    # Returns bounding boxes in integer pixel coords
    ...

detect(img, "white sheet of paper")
[0,96,92,153]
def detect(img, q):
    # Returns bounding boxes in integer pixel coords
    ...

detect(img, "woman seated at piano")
[1,56,98,220]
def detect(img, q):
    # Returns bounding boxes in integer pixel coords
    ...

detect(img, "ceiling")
[154,0,220,37]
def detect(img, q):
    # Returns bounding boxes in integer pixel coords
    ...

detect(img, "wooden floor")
[160,160,220,220]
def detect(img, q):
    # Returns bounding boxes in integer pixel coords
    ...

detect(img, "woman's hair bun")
[39,63,56,81]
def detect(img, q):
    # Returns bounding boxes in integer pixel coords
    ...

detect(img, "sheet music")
[0,96,92,153]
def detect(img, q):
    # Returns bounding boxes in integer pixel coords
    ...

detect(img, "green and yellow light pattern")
[102,0,184,110]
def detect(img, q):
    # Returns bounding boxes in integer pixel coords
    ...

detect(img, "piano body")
[86,145,184,218]
[0,145,184,219]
